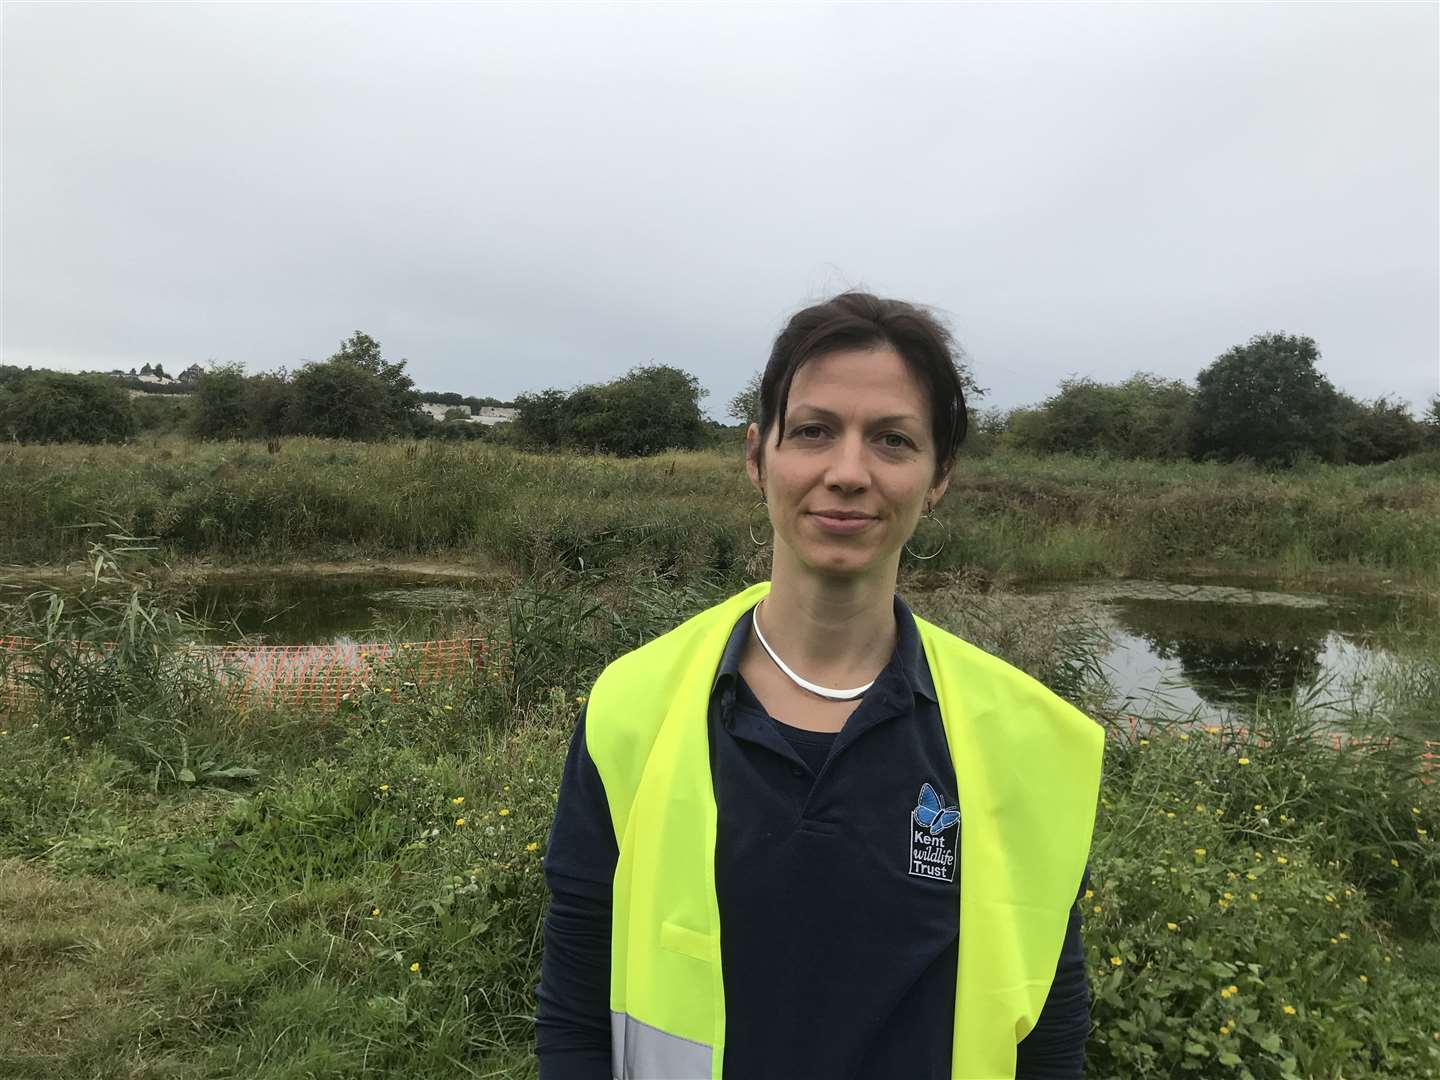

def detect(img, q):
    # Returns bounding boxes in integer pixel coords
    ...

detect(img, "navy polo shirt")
[535,595,1092,1080]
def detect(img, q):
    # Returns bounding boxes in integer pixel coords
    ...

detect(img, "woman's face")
[745,346,950,581]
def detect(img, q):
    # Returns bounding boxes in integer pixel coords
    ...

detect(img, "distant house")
[178,363,206,384]
[469,406,518,427]
[419,403,472,422]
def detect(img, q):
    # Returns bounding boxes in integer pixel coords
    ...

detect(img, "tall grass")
[1,565,1438,1078]
[4,439,1439,584]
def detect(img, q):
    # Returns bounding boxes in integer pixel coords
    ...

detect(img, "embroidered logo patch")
[909,782,960,882]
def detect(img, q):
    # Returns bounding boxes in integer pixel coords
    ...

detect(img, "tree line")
[509,365,712,456]
[0,334,497,445]
[986,334,1438,466]
[3,330,1436,465]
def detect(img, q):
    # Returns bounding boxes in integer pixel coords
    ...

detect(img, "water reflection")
[1113,600,1328,709]
[1054,580,1409,721]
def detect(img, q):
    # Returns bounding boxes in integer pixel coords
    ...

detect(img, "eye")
[881,432,915,449]
[793,424,827,440]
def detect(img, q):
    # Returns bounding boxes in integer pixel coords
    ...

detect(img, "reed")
[4,440,1439,584]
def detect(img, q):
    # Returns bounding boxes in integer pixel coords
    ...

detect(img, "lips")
[808,510,879,534]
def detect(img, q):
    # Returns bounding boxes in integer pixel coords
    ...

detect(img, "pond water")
[3,569,1427,727]
[178,574,499,643]
[1025,578,1417,722]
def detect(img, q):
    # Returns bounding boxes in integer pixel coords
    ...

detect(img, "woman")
[535,292,1103,1080]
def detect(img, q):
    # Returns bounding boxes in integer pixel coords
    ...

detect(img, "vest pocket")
[660,920,718,963]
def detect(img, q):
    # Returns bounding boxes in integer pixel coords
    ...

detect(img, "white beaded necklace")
[751,600,874,701]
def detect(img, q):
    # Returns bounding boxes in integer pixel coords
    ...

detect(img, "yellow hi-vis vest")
[585,581,1104,1080]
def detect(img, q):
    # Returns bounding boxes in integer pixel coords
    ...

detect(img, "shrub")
[0,370,136,444]
[1191,334,1342,466]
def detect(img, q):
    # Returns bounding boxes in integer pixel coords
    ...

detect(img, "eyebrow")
[787,405,925,428]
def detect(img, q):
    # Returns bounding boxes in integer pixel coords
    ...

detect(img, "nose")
[823,430,870,494]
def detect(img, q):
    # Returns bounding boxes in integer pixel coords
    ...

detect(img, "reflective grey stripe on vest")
[610,1010,712,1079]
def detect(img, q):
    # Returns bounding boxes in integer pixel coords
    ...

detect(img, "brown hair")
[755,291,969,483]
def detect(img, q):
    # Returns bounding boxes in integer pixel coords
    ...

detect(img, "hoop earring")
[904,508,948,561]
[748,499,772,547]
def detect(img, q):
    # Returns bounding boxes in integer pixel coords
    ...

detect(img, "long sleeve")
[1014,867,1093,1080]
[535,709,618,1080]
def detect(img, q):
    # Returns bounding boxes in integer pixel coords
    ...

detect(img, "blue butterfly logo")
[913,782,960,836]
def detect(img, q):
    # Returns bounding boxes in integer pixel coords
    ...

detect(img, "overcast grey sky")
[3,2,1437,417]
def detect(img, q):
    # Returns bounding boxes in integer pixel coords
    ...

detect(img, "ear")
[926,466,951,512]
[745,422,765,494]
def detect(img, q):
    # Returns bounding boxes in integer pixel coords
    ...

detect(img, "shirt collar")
[711,592,937,703]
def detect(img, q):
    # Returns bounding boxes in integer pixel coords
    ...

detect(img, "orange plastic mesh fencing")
[0,635,485,713]
[1,637,1435,773]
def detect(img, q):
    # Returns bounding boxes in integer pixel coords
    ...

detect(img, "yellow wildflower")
[1412,807,1421,815]
[1325,894,1335,903]
[455,817,466,827]
[1246,872,1257,880]
[1109,956,1122,967]
[379,784,390,793]
[1139,738,1149,747]
[1276,856,1288,865]
[576,695,588,704]
[410,962,421,973]
[443,704,453,712]
[1166,812,1175,818]
[1339,932,1349,940]
[1219,985,1238,999]
[371,907,380,917]
[1092,905,1102,914]
[1253,803,1263,812]
[1249,893,1259,901]
[1238,757,1250,766]
[1391,858,1400,867]
[1359,974,1369,983]
[1166,922,1179,931]
[1194,848,1207,858]
[1206,726,1221,735]
[1178,733,1189,741]
[1283,1004,1297,1016]
[1223,892,1234,900]
[526,842,540,852]
[499,808,510,817]
[452,796,465,806]
[1084,889,1094,900]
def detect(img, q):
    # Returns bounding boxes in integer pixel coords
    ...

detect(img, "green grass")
[4,440,1440,585]
[3,555,1440,1078]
